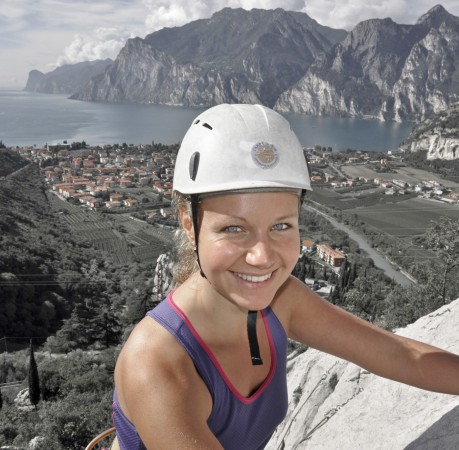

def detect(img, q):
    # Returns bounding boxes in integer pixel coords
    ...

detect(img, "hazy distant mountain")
[275,5,459,122]
[24,59,113,95]
[71,8,347,107]
[400,101,459,159]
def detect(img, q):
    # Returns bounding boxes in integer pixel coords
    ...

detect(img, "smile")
[235,272,272,283]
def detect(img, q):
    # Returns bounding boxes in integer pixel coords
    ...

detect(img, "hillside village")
[308,147,459,204]
[15,143,178,221]
[13,144,459,214]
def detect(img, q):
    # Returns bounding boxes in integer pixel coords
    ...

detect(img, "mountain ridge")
[23,5,459,128]
[276,5,459,122]
[70,8,347,107]
[24,59,113,95]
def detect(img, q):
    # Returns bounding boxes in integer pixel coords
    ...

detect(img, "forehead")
[200,191,300,215]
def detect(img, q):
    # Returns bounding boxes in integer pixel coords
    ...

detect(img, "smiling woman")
[112,103,459,450]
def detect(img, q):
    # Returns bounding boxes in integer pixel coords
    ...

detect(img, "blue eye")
[224,225,242,233]
[272,223,289,231]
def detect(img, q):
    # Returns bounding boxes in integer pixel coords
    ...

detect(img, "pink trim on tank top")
[167,293,277,405]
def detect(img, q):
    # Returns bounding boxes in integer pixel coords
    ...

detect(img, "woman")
[113,104,459,449]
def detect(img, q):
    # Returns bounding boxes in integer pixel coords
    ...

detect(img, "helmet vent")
[189,152,200,181]
[202,123,213,130]
[194,119,200,124]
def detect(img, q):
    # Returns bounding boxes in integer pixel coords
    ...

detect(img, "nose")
[246,236,275,268]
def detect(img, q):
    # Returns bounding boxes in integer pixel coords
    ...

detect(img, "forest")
[0,148,457,449]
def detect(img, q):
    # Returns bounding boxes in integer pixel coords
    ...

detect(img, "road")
[303,204,416,286]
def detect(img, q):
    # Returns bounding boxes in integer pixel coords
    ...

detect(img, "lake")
[0,90,413,151]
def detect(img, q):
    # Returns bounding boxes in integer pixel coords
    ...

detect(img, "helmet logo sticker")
[251,142,279,169]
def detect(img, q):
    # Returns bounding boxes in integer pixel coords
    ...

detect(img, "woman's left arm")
[279,276,459,395]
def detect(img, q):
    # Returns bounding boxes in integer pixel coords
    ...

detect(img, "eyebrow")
[219,213,298,223]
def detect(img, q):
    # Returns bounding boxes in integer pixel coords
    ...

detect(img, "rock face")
[13,388,34,412]
[266,299,459,449]
[400,102,459,159]
[71,8,346,107]
[24,59,113,95]
[275,5,459,122]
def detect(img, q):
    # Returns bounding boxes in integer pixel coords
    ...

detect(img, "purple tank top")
[113,293,288,449]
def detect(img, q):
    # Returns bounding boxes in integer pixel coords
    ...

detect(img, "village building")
[317,244,346,267]
[302,240,316,253]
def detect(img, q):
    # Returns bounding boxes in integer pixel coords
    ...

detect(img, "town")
[10,141,458,281]
[15,142,459,214]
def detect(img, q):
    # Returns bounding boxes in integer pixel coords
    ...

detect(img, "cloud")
[54,27,135,67]
[142,0,307,32]
[304,0,459,30]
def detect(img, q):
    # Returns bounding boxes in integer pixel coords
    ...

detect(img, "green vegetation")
[0,148,28,176]
[0,348,115,449]
[0,152,163,449]
[303,191,459,329]
[27,342,40,408]
[403,150,459,181]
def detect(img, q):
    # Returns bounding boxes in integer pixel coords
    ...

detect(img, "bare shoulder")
[272,275,385,352]
[115,314,216,447]
[116,314,189,386]
[115,314,209,410]
[271,275,326,333]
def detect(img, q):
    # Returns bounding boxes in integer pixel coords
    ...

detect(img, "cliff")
[400,102,459,159]
[275,5,459,123]
[266,298,459,449]
[71,8,347,107]
[24,59,113,95]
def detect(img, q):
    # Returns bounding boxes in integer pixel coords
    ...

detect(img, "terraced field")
[347,197,459,238]
[48,192,173,264]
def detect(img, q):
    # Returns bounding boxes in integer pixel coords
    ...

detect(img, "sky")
[2,0,459,89]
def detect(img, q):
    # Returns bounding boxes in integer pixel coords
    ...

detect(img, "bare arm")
[280,276,459,395]
[115,317,224,449]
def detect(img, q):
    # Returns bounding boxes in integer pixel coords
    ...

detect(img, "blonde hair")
[171,191,200,285]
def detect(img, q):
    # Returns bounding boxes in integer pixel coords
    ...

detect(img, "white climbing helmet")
[173,103,311,195]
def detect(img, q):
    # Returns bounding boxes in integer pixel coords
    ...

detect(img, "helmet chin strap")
[190,195,263,366]
[190,196,205,278]
[247,310,263,365]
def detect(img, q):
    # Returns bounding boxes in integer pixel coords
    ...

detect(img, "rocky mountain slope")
[26,6,459,127]
[276,5,459,123]
[266,298,459,449]
[71,8,346,107]
[400,101,459,159]
[24,59,113,95]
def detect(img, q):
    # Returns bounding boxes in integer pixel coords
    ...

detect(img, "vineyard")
[48,192,173,264]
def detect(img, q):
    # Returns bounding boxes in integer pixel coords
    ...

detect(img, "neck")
[174,273,249,333]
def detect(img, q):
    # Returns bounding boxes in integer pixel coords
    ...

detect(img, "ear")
[179,207,195,243]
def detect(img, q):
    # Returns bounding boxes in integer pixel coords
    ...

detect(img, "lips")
[235,272,272,283]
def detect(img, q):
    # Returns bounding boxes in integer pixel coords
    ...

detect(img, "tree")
[384,284,427,329]
[0,385,3,410]
[425,217,459,305]
[28,340,41,407]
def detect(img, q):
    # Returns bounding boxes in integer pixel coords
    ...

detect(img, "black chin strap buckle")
[247,310,263,366]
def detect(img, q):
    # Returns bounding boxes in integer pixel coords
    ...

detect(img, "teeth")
[236,272,272,283]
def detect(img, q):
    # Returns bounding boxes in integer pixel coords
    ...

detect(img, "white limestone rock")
[266,299,459,450]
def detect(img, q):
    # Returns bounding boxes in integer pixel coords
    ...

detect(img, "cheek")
[285,239,301,267]
[200,240,241,268]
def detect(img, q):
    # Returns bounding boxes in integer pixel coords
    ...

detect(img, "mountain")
[275,5,459,122]
[24,59,113,95]
[70,8,347,107]
[400,101,459,159]
[266,298,459,449]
